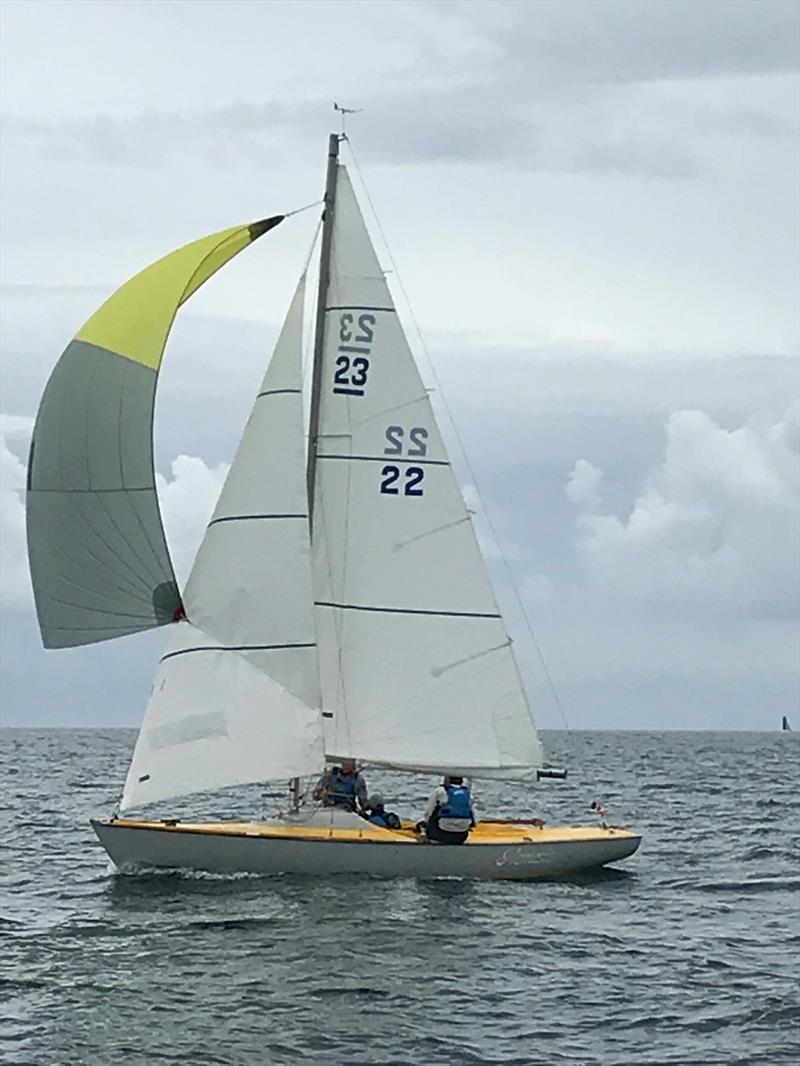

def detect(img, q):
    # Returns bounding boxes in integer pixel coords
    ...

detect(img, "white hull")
[92,815,640,880]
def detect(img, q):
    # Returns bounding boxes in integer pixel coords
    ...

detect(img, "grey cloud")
[568,137,703,180]
[22,0,796,180]
[569,405,800,621]
[1,91,705,181]
[0,107,311,171]
[9,0,798,182]
[2,0,797,183]
[693,107,796,140]
[3,329,797,729]
[477,0,800,86]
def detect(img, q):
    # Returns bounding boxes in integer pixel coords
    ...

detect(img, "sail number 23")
[380,425,428,497]
[332,313,375,397]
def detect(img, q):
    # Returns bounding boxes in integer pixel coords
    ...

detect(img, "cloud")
[520,572,554,607]
[460,481,523,564]
[15,0,797,179]
[0,103,321,171]
[693,107,794,140]
[2,0,797,194]
[566,459,604,511]
[480,0,800,85]
[2,93,706,180]
[0,414,34,438]
[0,415,33,610]
[571,403,800,617]
[156,454,229,585]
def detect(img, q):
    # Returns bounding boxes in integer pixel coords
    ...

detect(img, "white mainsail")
[311,167,545,778]
[121,276,323,810]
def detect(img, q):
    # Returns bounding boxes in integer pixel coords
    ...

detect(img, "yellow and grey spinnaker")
[26,216,283,649]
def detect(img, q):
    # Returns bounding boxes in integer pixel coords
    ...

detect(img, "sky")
[0,0,798,731]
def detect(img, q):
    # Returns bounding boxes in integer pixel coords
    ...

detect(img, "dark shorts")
[425,821,468,845]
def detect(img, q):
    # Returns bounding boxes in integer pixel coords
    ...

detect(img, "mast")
[293,133,340,800]
[306,132,340,527]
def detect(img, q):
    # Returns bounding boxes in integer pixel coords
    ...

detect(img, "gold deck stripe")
[105,818,638,847]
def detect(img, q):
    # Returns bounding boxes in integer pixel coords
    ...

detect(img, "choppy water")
[1,729,798,1065]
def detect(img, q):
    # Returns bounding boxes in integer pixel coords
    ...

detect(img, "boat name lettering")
[494,847,531,869]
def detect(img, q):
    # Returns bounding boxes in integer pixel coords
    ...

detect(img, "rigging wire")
[285,197,325,219]
[301,218,323,389]
[343,138,571,732]
[302,215,323,273]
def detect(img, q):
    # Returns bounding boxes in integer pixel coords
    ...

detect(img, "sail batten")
[315,600,502,619]
[317,454,451,467]
[310,166,544,778]
[160,642,317,664]
[257,388,302,398]
[208,513,308,525]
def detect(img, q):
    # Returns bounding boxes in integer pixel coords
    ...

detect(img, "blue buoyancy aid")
[369,809,389,826]
[328,768,358,807]
[439,785,473,823]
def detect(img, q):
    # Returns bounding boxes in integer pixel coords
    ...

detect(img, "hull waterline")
[91,817,641,880]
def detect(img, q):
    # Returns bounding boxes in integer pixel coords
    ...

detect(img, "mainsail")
[120,276,323,810]
[310,167,544,778]
[27,217,283,649]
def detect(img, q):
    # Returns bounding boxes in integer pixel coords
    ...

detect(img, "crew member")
[314,758,367,812]
[366,793,401,829]
[420,775,475,844]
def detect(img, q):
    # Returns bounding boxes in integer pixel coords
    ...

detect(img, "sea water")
[1,729,798,1065]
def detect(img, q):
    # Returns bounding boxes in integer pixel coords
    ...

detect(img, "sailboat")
[26,133,640,879]
[782,716,792,732]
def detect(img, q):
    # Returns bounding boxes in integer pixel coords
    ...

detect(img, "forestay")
[311,167,544,778]
[121,277,323,810]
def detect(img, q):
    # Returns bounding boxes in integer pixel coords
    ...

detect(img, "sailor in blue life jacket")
[420,775,475,844]
[313,758,368,812]
[366,793,401,830]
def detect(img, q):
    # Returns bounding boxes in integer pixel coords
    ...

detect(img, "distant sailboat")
[26,132,640,878]
[782,716,792,732]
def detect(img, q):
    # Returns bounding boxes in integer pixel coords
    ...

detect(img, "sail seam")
[30,487,156,494]
[42,594,157,623]
[160,643,317,664]
[116,484,174,590]
[40,490,159,599]
[317,455,450,466]
[315,601,501,620]
[32,508,151,602]
[47,621,156,633]
[208,514,308,526]
[325,305,395,313]
[257,389,302,398]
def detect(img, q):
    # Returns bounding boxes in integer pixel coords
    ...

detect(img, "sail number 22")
[332,313,375,397]
[380,425,428,497]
